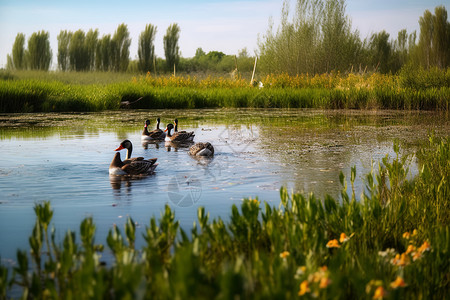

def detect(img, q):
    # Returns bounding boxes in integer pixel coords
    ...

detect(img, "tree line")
[7,23,181,73]
[258,0,450,75]
[6,1,450,75]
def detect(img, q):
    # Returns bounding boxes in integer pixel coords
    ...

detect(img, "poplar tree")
[27,31,52,71]
[57,30,72,71]
[138,24,157,73]
[163,23,180,72]
[8,33,26,70]
[112,23,131,72]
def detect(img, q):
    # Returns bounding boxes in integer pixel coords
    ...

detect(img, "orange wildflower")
[339,233,348,243]
[326,239,340,248]
[392,253,410,266]
[373,286,387,299]
[298,280,310,296]
[402,231,411,239]
[279,251,290,259]
[390,276,407,289]
[418,241,431,253]
[319,277,332,289]
[405,244,416,255]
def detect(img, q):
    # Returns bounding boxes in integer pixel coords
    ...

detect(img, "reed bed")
[1,69,449,112]
[1,137,449,299]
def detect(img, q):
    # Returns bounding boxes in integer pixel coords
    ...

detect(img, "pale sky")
[0,0,448,68]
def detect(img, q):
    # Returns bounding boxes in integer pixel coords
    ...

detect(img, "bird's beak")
[164,128,168,132]
[115,145,124,151]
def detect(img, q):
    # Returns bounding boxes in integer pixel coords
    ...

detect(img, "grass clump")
[1,137,449,299]
[1,70,449,112]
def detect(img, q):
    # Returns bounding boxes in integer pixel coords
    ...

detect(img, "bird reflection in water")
[165,141,194,152]
[142,140,161,150]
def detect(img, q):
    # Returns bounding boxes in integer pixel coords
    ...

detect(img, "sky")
[0,0,448,69]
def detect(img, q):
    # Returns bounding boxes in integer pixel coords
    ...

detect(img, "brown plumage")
[142,118,165,140]
[189,142,214,156]
[109,140,158,175]
[164,123,195,142]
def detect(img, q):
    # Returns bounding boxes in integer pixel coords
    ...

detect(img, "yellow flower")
[412,251,422,261]
[319,277,332,289]
[405,244,416,255]
[412,229,418,236]
[391,253,410,267]
[418,240,431,253]
[390,276,407,289]
[373,286,387,299]
[298,280,310,296]
[402,231,411,239]
[326,239,340,248]
[280,251,290,259]
[339,232,354,243]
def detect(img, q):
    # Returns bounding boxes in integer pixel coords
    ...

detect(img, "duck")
[141,118,165,141]
[164,123,195,143]
[174,118,187,133]
[189,142,214,156]
[109,140,158,175]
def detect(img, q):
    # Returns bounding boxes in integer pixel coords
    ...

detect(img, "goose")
[141,118,165,141]
[164,123,195,143]
[174,118,187,133]
[189,142,214,156]
[109,140,158,175]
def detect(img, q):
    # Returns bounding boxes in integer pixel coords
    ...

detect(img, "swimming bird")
[109,140,158,175]
[174,118,188,133]
[189,142,214,156]
[141,118,165,141]
[164,123,195,142]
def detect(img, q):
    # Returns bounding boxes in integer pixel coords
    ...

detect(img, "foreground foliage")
[1,137,448,299]
[0,68,449,112]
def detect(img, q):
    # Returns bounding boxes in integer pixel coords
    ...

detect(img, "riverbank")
[1,136,448,299]
[1,69,449,112]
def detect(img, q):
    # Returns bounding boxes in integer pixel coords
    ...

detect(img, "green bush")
[1,137,449,299]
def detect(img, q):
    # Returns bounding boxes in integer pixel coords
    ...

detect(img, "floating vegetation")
[1,137,448,298]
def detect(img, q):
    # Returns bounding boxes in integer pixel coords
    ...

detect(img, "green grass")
[1,137,449,299]
[1,69,449,112]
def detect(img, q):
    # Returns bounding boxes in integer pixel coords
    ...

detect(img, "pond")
[0,109,449,264]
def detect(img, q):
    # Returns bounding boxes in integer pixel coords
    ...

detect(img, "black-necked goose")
[189,142,214,156]
[164,123,194,143]
[141,118,165,141]
[109,140,158,175]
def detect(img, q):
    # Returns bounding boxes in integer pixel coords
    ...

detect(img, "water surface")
[1,109,448,263]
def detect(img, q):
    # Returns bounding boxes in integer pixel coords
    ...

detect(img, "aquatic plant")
[1,69,449,112]
[1,137,448,298]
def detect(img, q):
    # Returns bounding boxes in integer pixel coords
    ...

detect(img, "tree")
[163,23,181,72]
[258,0,361,75]
[138,24,157,73]
[416,6,450,69]
[368,31,392,73]
[112,23,131,72]
[57,30,72,71]
[8,33,26,70]
[69,30,88,71]
[96,34,112,71]
[432,6,450,68]
[27,31,52,71]
[86,29,99,71]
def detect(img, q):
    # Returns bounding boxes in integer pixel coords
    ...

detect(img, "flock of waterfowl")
[109,118,214,176]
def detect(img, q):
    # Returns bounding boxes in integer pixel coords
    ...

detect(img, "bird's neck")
[126,146,132,159]
[143,125,150,135]
[174,123,178,132]
[156,120,160,130]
